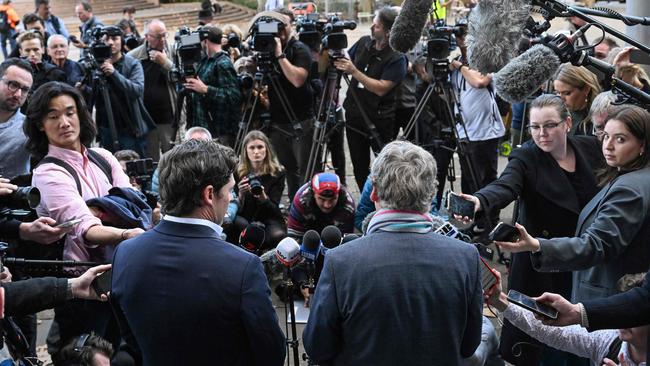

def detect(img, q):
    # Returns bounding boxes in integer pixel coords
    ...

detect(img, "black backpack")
[0,10,10,34]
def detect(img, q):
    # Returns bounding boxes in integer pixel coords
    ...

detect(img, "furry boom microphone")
[466,0,530,74]
[389,0,431,53]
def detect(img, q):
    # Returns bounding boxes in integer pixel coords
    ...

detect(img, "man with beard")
[334,6,407,191]
[0,58,33,178]
[87,26,154,157]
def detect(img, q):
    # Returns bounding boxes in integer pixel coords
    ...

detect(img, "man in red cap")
[287,172,355,242]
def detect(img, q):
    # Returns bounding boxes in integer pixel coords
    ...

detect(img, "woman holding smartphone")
[458,94,603,364]
[497,105,650,304]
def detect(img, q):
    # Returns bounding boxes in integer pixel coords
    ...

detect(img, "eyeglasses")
[1,78,31,95]
[147,33,167,40]
[592,124,605,138]
[528,120,565,133]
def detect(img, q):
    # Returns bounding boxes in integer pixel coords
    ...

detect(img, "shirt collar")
[0,110,24,126]
[47,144,88,165]
[163,215,223,237]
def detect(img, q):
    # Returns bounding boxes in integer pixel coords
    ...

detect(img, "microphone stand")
[281,266,301,366]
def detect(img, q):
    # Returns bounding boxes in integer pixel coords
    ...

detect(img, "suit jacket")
[302,231,483,365]
[110,219,286,366]
[532,166,650,302]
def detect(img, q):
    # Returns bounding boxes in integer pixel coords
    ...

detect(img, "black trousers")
[459,137,501,227]
[345,116,396,191]
[268,121,315,199]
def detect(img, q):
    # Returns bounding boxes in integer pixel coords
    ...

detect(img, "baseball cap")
[311,172,341,198]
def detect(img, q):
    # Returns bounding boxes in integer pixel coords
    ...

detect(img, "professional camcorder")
[249,17,284,60]
[295,14,356,55]
[125,158,159,208]
[79,26,120,74]
[423,19,468,80]
[171,26,203,82]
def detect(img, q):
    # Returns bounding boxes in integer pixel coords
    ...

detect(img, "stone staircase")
[11,1,255,34]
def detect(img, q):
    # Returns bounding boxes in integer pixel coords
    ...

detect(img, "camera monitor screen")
[259,21,279,33]
[180,33,201,47]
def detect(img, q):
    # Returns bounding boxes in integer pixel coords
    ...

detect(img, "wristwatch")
[277,53,287,59]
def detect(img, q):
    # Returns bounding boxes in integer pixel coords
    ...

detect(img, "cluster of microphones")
[238,224,360,282]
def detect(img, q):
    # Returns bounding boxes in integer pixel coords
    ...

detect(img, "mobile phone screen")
[91,269,112,296]
[447,192,475,219]
[630,49,650,65]
[55,218,82,228]
[479,257,497,292]
[507,289,558,319]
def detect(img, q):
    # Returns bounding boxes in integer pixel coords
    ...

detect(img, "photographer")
[252,11,315,198]
[335,7,407,190]
[183,25,242,147]
[86,25,154,158]
[128,19,177,161]
[232,130,286,250]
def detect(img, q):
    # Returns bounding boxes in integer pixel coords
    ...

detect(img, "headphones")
[197,27,222,44]
[73,333,91,353]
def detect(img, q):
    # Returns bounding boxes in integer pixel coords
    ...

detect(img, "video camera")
[171,26,203,83]
[79,26,120,73]
[423,19,468,80]
[249,17,285,65]
[295,14,356,55]
[0,186,40,224]
[125,158,159,209]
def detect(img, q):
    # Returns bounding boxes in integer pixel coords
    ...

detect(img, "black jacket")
[474,135,603,363]
[4,277,68,317]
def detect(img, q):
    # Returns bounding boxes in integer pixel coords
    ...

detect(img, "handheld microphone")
[274,237,301,267]
[300,230,321,262]
[321,225,342,249]
[389,0,430,53]
[239,223,265,254]
[466,0,530,74]
[493,24,591,103]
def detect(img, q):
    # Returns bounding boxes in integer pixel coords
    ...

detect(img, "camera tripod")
[234,57,305,155]
[303,54,384,182]
[84,69,120,152]
[280,267,301,366]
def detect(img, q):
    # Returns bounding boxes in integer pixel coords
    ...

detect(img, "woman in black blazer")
[459,94,603,365]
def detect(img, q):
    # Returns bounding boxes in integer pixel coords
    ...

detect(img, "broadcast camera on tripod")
[169,26,203,136]
[234,16,306,153]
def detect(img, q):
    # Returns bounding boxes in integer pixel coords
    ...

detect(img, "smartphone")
[630,49,650,65]
[507,289,558,319]
[479,257,498,293]
[91,269,112,296]
[488,222,520,242]
[55,218,83,229]
[447,191,475,219]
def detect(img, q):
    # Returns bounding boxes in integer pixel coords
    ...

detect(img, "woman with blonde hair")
[232,130,286,249]
[553,64,602,136]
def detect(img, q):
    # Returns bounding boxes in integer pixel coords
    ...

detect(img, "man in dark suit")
[302,140,483,365]
[110,140,286,366]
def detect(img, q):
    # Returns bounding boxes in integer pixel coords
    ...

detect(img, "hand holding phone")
[507,289,558,319]
[447,191,476,219]
[479,257,498,293]
[91,269,112,296]
[55,218,82,229]
[488,222,519,243]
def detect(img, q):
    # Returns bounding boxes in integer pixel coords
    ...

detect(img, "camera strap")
[37,149,114,195]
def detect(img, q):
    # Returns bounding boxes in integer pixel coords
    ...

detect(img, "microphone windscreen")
[389,0,430,53]
[494,44,561,104]
[239,224,266,253]
[300,230,321,261]
[466,0,530,74]
[321,225,342,249]
[341,234,360,244]
[275,237,301,267]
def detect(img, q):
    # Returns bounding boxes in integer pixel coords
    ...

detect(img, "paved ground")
[31,1,633,364]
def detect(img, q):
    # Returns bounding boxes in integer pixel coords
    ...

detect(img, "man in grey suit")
[303,140,483,365]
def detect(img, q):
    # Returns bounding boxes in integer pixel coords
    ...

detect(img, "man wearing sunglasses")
[0,58,33,179]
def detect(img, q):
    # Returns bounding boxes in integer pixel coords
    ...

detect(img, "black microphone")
[389,0,430,53]
[493,24,593,103]
[300,230,321,262]
[239,223,265,254]
[321,225,342,249]
[466,0,531,74]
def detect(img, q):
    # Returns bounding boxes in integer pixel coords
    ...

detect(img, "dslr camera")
[246,174,263,196]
